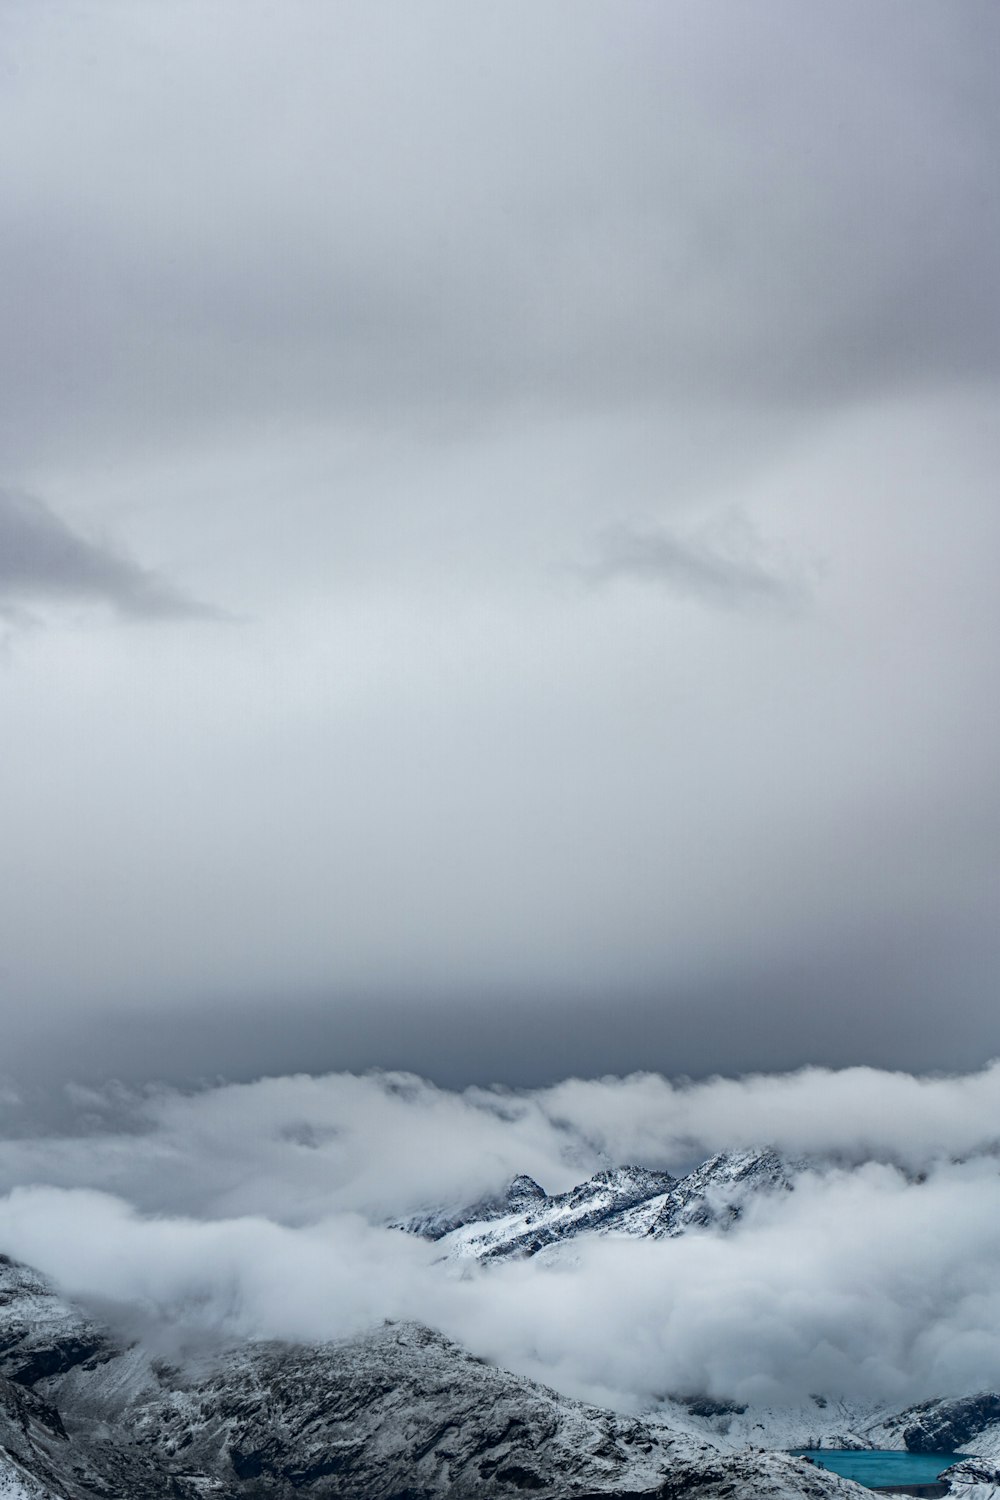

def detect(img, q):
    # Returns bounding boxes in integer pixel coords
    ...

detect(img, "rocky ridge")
[901,1398,1000,1457]
[406,1149,795,1264]
[0,1259,112,1388]
[391,1173,550,1241]
[939,1457,1000,1500]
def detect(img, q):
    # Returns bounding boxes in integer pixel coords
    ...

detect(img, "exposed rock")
[678,1398,748,1420]
[940,1456,1000,1496]
[658,1449,868,1499]
[392,1174,549,1241]
[0,1257,116,1389]
[0,1360,171,1500]
[901,1395,1000,1453]
[119,1322,683,1498]
[429,1165,676,1262]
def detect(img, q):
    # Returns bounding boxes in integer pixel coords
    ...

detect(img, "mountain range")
[392,1149,794,1262]
[1,1148,999,1499]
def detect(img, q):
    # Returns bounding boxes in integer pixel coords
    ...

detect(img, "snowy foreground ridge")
[1,1151,1000,1498]
[0,1249,865,1500]
[0,1251,997,1500]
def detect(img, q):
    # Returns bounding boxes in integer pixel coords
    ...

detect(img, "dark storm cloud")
[0,2,998,473]
[586,519,804,609]
[3,911,995,1098]
[0,2,997,1088]
[0,489,213,620]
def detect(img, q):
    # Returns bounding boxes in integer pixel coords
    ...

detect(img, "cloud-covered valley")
[2,1065,1000,1414]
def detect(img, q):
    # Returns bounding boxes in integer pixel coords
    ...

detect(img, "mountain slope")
[869,1395,1000,1462]
[0,1253,877,1500]
[0,1258,113,1387]
[121,1321,690,1498]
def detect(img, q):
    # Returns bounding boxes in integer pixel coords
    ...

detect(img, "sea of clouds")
[1,1063,999,1412]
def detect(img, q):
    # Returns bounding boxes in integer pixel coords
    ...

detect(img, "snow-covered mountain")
[874,1397,1000,1463]
[0,1256,113,1387]
[652,1393,1000,1463]
[3,1150,1000,1498]
[0,1249,879,1500]
[397,1148,795,1263]
[390,1171,552,1241]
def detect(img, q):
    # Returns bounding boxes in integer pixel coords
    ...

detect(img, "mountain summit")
[399,1149,794,1264]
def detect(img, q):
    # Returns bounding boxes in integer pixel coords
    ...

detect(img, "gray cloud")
[586,517,806,609]
[5,1064,1000,1219]
[0,3,996,1089]
[0,489,214,620]
[0,3,998,474]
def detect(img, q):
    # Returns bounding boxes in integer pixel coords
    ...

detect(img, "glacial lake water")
[789,1450,968,1488]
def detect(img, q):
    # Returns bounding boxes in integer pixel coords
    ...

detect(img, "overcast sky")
[1,1,999,1087]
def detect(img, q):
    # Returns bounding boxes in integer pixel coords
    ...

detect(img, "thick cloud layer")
[2,1,997,466]
[2,1067,1000,1411]
[1,4,998,1082]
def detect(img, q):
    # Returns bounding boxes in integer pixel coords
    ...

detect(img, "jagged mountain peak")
[433,1160,678,1264]
[573,1163,677,1195]
[505,1172,547,1209]
[389,1171,549,1241]
[641,1146,794,1241]
[417,1148,797,1263]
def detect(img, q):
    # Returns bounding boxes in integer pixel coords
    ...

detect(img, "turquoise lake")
[789,1450,968,1488]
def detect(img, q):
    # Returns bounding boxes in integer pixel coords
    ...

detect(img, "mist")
[2,1065,1000,1412]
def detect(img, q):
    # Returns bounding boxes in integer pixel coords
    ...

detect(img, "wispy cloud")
[586,516,807,611]
[0,489,217,621]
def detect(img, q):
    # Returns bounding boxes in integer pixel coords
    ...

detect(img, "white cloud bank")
[1,1064,1000,1412]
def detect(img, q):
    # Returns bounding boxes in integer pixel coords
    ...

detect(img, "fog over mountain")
[0,1065,998,1415]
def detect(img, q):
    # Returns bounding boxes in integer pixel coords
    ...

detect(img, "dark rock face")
[901,1393,1000,1452]
[0,1362,174,1500]
[941,1457,1000,1488]
[120,1323,682,1498]
[678,1397,749,1420]
[658,1450,864,1499]
[0,1254,117,1387]
[507,1174,550,1213]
